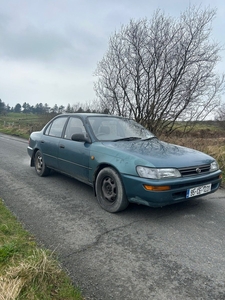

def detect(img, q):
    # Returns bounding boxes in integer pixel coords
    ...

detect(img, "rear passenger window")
[45,117,68,137]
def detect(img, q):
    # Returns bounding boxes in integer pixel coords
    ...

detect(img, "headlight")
[210,161,219,172]
[136,166,181,179]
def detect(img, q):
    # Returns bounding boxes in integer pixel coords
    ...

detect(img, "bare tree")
[70,101,102,113]
[94,6,225,135]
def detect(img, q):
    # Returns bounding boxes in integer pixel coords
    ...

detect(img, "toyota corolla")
[27,113,222,212]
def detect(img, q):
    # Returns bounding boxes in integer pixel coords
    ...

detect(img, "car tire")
[95,167,129,213]
[34,150,50,177]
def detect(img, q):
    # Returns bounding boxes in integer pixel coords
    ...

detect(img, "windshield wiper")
[113,137,141,142]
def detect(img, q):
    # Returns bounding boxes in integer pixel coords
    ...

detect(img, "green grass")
[0,113,55,139]
[168,120,225,138]
[0,199,83,300]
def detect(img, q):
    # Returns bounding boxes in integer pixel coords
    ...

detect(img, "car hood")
[103,138,213,168]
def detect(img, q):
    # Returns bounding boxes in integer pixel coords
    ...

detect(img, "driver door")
[57,116,90,182]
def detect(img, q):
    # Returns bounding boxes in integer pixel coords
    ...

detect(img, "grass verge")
[0,199,83,300]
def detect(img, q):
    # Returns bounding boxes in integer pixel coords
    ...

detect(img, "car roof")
[61,113,113,116]
[57,113,125,119]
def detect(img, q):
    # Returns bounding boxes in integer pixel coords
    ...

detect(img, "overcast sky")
[0,0,224,109]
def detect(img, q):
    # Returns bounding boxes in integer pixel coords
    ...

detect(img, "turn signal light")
[143,185,171,191]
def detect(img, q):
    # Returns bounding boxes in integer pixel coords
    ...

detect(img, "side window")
[64,117,86,139]
[45,117,68,138]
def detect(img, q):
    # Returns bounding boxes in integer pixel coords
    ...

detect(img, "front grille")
[179,164,210,177]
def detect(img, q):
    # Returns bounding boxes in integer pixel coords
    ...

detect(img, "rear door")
[41,116,68,169]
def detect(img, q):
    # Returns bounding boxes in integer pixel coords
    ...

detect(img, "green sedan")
[27,113,222,213]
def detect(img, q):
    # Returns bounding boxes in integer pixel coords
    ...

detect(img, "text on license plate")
[186,184,211,198]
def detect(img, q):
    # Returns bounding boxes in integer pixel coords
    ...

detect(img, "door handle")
[59,144,65,149]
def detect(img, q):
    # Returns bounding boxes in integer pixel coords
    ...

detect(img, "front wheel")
[34,150,50,177]
[95,167,129,213]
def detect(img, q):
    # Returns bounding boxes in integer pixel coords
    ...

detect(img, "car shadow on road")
[44,170,221,224]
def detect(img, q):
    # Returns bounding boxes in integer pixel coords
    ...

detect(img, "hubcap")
[102,176,117,203]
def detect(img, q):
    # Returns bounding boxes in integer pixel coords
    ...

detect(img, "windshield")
[88,116,154,141]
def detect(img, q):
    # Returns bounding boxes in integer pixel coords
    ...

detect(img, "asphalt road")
[0,132,225,300]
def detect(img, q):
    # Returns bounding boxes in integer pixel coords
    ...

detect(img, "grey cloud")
[0,22,72,62]
[0,13,107,71]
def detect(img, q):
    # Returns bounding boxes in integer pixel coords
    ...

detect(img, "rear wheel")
[95,167,129,213]
[34,150,50,177]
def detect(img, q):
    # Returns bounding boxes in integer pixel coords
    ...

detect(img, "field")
[0,113,55,139]
[0,112,225,184]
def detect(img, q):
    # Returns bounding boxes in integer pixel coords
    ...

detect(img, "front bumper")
[121,170,222,207]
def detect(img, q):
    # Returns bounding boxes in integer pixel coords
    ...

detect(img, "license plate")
[186,184,211,198]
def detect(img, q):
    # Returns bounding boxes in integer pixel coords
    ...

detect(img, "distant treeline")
[0,99,108,115]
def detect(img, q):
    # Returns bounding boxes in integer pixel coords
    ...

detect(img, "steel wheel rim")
[36,155,43,172]
[102,176,117,203]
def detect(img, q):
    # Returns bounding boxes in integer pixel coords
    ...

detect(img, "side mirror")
[71,133,91,143]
